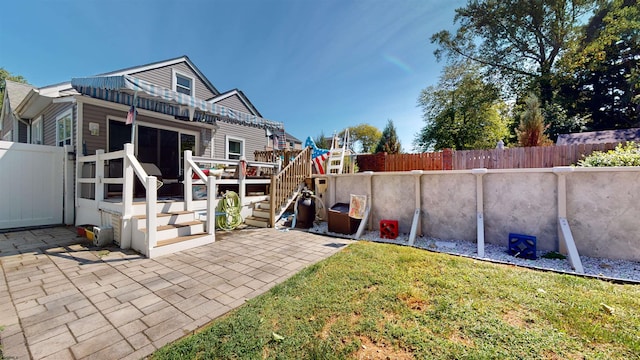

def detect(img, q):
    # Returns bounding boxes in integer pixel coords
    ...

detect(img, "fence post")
[63,144,75,225]
[443,149,453,170]
[207,175,215,235]
[95,150,105,204]
[146,176,158,255]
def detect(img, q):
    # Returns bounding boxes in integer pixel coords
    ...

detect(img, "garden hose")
[215,191,243,230]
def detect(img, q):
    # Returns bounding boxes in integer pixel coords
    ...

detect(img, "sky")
[0,0,465,152]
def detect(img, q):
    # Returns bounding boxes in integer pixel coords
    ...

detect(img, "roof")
[285,132,302,143]
[556,128,640,145]
[39,55,220,97]
[4,80,35,109]
[207,89,262,117]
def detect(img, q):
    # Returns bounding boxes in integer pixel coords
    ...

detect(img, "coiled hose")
[215,191,243,230]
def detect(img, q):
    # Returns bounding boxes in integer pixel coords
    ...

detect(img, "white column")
[471,168,487,257]
[184,150,193,211]
[207,175,216,235]
[95,150,105,205]
[146,176,158,254]
[120,143,134,249]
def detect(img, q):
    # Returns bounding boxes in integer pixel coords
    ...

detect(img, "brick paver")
[0,226,352,359]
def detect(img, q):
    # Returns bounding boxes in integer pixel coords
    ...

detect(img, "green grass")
[152,242,640,359]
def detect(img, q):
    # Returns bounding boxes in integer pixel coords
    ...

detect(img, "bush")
[578,142,640,167]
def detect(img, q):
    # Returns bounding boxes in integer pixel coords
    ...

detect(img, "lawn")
[152,241,640,359]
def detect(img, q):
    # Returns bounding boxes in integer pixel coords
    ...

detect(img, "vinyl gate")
[0,141,71,230]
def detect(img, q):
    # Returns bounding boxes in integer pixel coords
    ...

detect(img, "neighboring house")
[1,55,286,179]
[285,132,303,150]
[556,128,640,145]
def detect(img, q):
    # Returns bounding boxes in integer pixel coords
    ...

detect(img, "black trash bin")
[295,197,315,229]
[328,203,361,235]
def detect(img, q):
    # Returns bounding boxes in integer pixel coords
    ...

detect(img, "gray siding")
[43,103,76,148]
[132,62,216,100]
[214,121,268,161]
[1,103,13,140]
[82,103,209,156]
[215,94,254,114]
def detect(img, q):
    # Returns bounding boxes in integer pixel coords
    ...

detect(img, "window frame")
[56,109,73,147]
[31,116,43,144]
[172,69,195,96]
[225,135,244,160]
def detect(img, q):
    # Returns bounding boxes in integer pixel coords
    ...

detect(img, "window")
[56,109,73,147]
[172,69,194,96]
[225,135,244,160]
[31,116,43,144]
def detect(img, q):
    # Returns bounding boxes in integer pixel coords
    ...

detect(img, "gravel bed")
[306,222,640,283]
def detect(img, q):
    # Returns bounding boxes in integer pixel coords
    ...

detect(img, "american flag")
[305,136,330,174]
[126,105,136,125]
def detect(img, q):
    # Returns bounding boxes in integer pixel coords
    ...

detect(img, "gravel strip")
[306,222,640,283]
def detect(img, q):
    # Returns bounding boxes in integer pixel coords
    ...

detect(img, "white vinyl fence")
[0,141,73,230]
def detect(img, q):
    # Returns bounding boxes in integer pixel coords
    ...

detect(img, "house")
[285,132,303,150]
[556,128,640,145]
[0,56,308,257]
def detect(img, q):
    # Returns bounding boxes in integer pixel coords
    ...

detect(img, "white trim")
[31,116,43,144]
[56,108,73,147]
[172,69,195,97]
[225,135,245,160]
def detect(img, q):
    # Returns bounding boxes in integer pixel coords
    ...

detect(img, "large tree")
[339,124,382,153]
[374,120,401,154]
[415,63,510,151]
[431,0,593,106]
[557,0,640,130]
[0,68,28,111]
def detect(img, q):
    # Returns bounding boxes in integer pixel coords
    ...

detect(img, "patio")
[0,226,353,359]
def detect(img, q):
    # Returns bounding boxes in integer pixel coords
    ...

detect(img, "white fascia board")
[207,90,259,116]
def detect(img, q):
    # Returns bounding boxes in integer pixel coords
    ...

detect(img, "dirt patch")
[502,308,536,328]
[320,316,339,339]
[355,336,414,360]
[397,291,429,311]
[449,331,475,348]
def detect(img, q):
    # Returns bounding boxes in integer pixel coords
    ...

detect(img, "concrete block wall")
[322,167,640,262]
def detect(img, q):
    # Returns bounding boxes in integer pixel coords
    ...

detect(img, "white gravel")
[305,222,640,283]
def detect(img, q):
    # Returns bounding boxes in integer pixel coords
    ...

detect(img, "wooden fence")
[356,143,622,172]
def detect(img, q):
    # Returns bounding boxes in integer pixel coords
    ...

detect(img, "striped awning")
[70,75,284,130]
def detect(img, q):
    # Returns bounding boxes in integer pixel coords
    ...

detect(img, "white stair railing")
[183,150,216,235]
[123,143,157,253]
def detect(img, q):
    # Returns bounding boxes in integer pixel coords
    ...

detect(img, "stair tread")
[140,220,203,232]
[155,233,211,247]
[134,210,193,220]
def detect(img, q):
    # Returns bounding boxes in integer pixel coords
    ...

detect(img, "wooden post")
[184,150,193,211]
[145,176,157,255]
[121,143,135,249]
[270,174,277,227]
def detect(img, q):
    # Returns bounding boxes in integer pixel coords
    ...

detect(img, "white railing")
[76,143,157,255]
[183,150,216,235]
[187,155,277,207]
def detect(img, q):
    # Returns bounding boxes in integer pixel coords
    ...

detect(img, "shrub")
[578,141,640,167]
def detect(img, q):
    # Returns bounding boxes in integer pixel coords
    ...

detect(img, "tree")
[0,68,28,111]
[431,0,593,106]
[415,63,510,151]
[339,124,381,153]
[313,131,331,150]
[557,0,640,130]
[517,94,552,147]
[374,120,401,154]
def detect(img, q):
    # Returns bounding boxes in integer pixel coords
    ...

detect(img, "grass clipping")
[152,241,640,359]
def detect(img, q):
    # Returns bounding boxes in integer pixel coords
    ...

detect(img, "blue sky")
[0,0,464,152]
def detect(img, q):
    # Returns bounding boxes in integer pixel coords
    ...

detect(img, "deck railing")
[270,146,312,226]
[76,143,157,253]
[254,149,302,168]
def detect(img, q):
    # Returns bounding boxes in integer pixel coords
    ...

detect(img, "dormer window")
[172,69,194,96]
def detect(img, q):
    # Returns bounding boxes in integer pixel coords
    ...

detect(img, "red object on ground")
[192,169,210,180]
[77,227,86,237]
[380,219,399,239]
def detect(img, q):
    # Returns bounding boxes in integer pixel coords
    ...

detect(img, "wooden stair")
[245,201,271,228]
[132,209,214,257]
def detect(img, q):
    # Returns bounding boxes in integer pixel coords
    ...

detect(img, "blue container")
[508,233,537,260]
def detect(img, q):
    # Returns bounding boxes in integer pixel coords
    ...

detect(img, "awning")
[70,75,284,130]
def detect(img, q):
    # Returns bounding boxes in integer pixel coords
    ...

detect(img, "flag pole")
[129,91,138,144]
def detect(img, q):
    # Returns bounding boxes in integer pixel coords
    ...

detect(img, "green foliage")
[431,0,593,106]
[416,63,510,151]
[340,123,381,153]
[374,119,401,154]
[578,141,640,167]
[152,242,640,359]
[557,0,640,131]
[517,94,552,147]
[0,68,28,111]
[313,131,331,150]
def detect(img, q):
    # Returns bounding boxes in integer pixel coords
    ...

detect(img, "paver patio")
[0,226,353,359]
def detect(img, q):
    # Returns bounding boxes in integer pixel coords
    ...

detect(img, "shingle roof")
[285,132,302,143]
[5,80,35,109]
[556,128,640,145]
